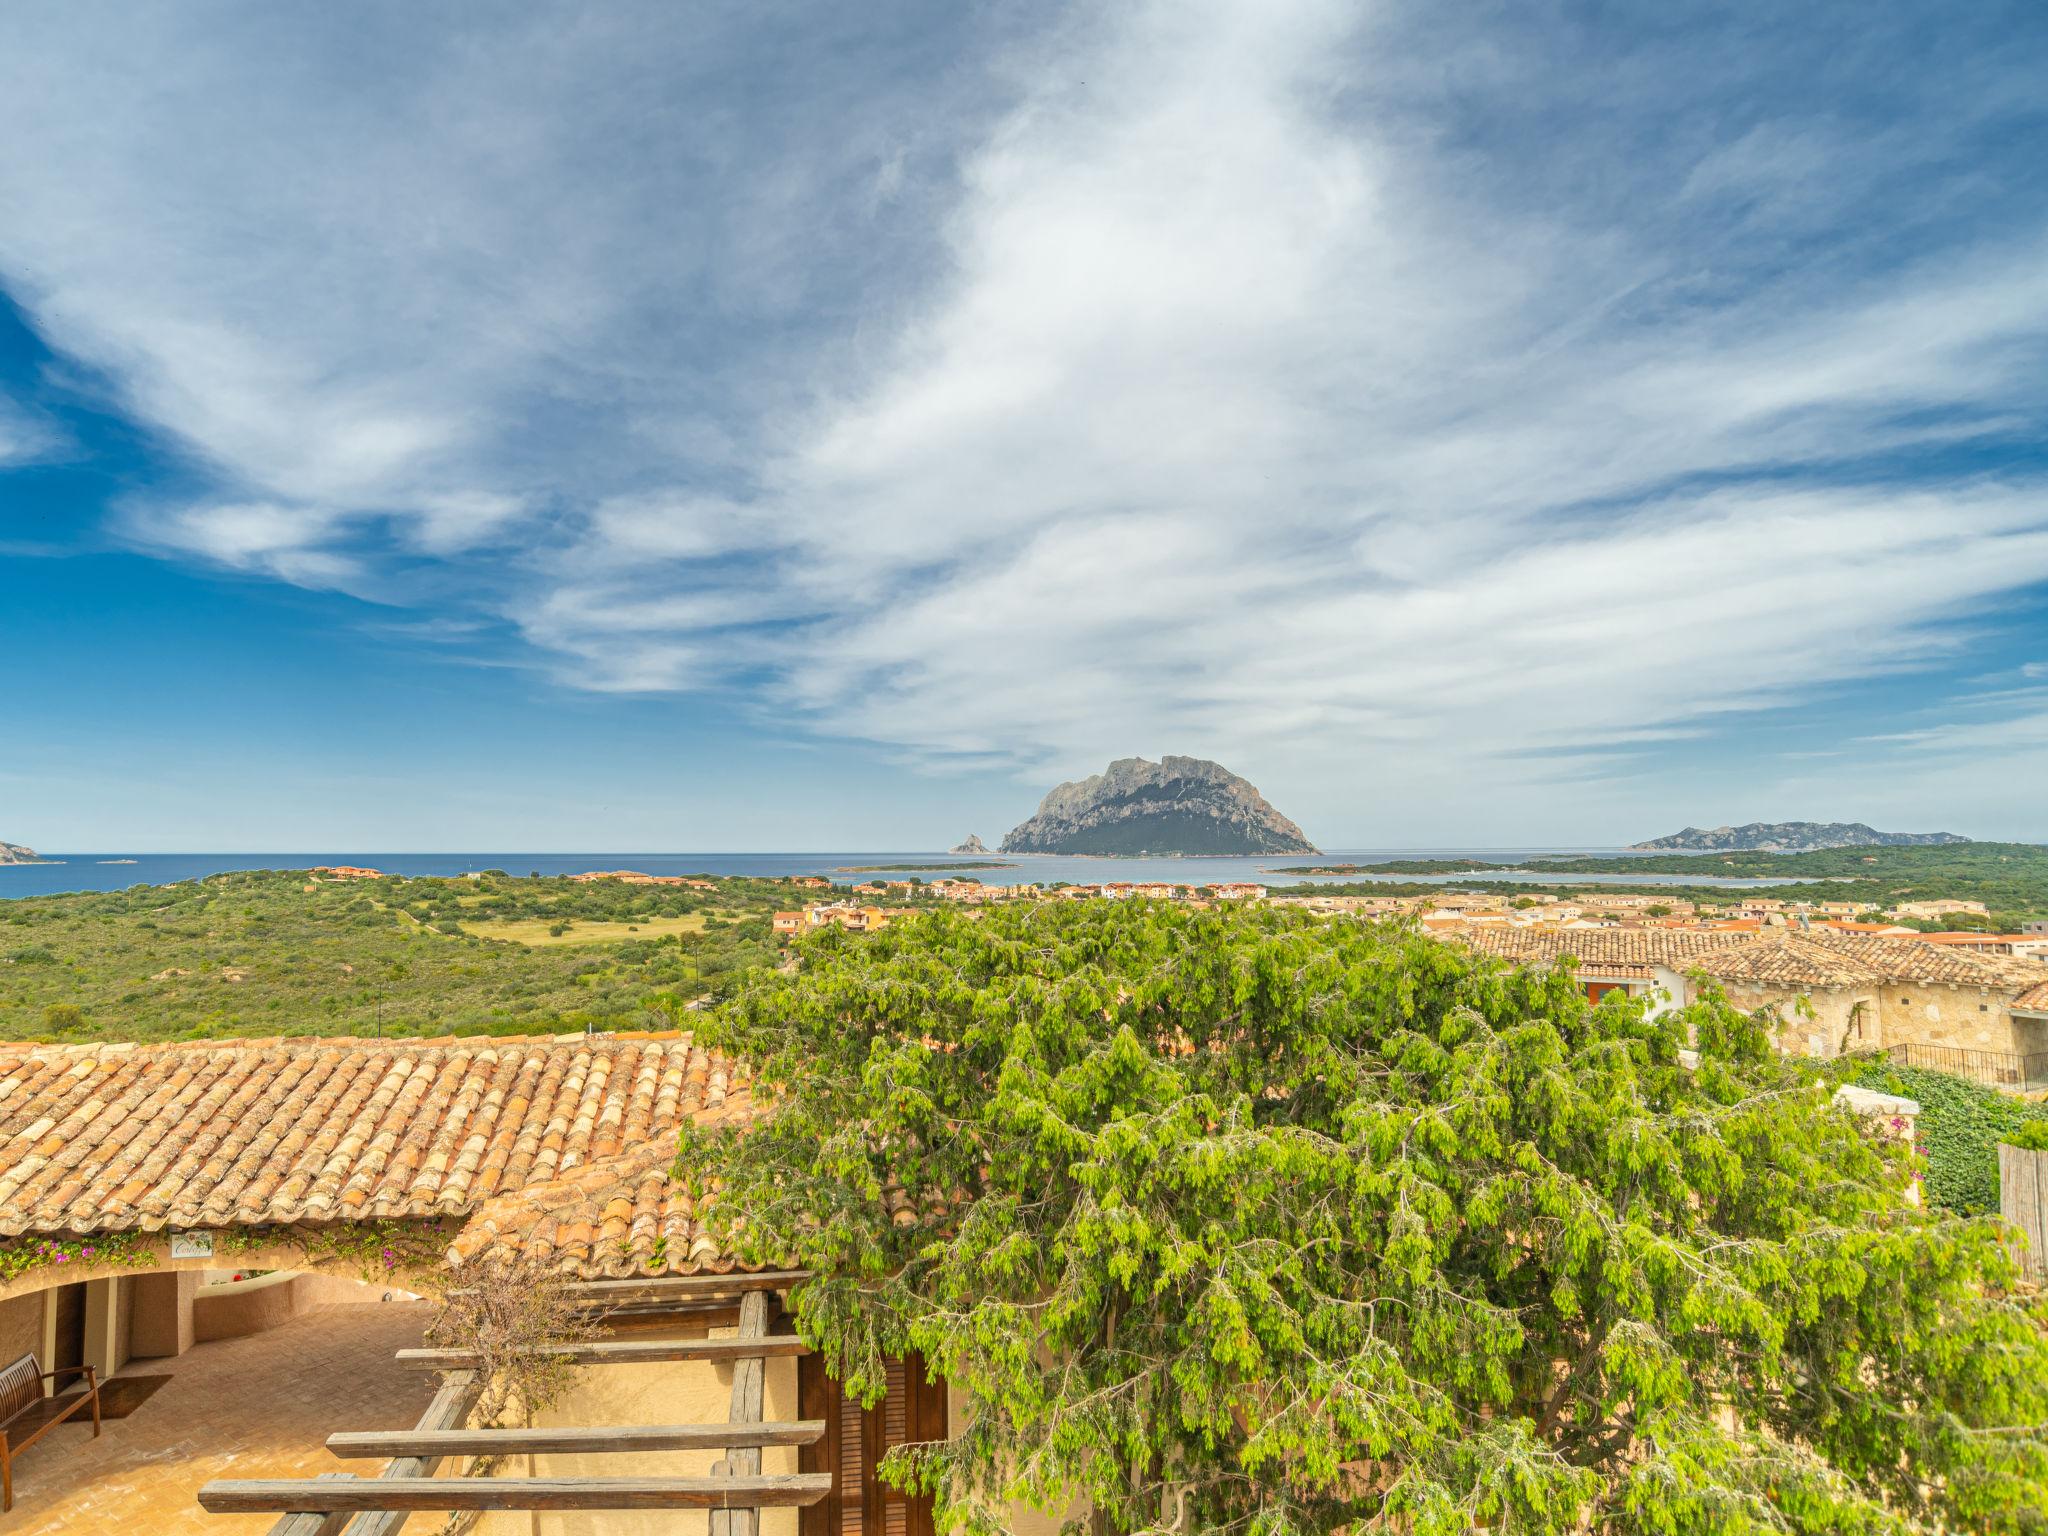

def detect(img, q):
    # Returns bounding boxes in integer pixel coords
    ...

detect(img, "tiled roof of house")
[1457,929,1739,967]
[2016,981,2048,1013]
[0,1034,748,1242]
[1455,926,2041,992]
[1790,930,2039,986]
[1688,934,1881,987]
[447,1142,736,1279]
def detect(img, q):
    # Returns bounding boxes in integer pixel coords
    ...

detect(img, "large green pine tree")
[680,901,2048,1534]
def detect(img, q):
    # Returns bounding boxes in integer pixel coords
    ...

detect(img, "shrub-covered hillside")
[0,867,789,1042]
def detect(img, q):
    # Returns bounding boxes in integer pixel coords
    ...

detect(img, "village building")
[0,1033,1008,1535]
[1890,899,1991,919]
[1457,926,2048,1085]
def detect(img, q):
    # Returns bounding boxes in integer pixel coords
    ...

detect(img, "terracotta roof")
[1792,930,2039,986]
[1689,934,1880,987]
[1456,929,1738,967]
[1454,926,2044,993]
[447,1141,745,1279]
[2016,981,2048,1013]
[0,1034,748,1241]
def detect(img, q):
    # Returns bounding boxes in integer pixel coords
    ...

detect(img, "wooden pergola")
[197,1270,826,1534]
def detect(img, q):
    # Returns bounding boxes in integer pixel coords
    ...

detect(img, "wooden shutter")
[800,1351,947,1536]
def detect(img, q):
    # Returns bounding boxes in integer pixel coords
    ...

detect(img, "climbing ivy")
[0,1230,158,1285]
[209,1218,453,1289]
[1829,1056,2048,1215]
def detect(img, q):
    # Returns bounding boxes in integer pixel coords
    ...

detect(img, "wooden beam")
[328,1421,826,1459]
[200,1474,834,1514]
[452,1271,809,1308]
[396,1336,809,1370]
[267,1473,355,1536]
[561,1268,811,1297]
[336,1368,480,1536]
[712,1289,771,1536]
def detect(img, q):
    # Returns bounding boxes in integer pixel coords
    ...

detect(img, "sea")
[0,849,1793,900]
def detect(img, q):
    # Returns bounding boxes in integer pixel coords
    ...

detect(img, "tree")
[41,1002,84,1033]
[682,901,2048,1536]
[429,1251,597,1430]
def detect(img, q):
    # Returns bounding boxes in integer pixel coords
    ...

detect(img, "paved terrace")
[5,1299,435,1535]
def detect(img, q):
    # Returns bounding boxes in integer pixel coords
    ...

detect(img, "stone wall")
[1877,983,2021,1053]
[1714,984,1880,1058]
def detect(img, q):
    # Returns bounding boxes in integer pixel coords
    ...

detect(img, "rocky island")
[0,840,40,865]
[1628,822,1967,853]
[1001,756,1316,856]
[950,834,991,855]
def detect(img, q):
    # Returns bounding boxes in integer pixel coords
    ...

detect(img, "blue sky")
[4,0,2048,851]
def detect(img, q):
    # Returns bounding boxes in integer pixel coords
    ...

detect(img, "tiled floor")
[4,1300,438,1534]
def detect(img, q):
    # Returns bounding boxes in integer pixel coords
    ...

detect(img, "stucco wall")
[472,1318,803,1536]
[195,1271,308,1342]
[0,1290,43,1370]
[0,1238,386,1306]
[129,1270,199,1358]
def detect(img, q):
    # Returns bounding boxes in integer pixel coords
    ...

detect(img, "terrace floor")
[7,1298,438,1534]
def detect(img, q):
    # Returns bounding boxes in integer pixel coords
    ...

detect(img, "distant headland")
[1628,822,1969,854]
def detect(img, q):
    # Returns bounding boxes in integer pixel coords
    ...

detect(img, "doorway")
[49,1282,88,1375]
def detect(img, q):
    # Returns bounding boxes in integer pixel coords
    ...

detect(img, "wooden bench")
[0,1352,101,1512]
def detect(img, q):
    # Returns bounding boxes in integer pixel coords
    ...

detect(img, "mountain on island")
[1001,757,1317,856]
[950,834,991,855]
[1627,822,1968,854]
[0,841,38,865]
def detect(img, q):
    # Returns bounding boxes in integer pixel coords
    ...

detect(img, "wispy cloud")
[1,0,2046,824]
[0,395,58,466]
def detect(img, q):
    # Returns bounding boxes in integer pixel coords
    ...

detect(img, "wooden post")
[337,1369,482,1536]
[2000,1143,2048,1279]
[711,1289,771,1536]
[267,1473,356,1536]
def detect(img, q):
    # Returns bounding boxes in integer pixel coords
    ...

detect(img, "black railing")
[1887,1042,2048,1094]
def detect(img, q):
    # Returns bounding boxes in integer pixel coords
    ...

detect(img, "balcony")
[1887,1042,2048,1094]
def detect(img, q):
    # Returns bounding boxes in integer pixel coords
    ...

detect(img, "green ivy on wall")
[1831,1055,2048,1214]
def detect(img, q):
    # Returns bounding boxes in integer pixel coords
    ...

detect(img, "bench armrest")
[38,1365,97,1386]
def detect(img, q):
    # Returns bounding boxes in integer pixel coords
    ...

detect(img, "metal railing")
[1887,1042,2048,1094]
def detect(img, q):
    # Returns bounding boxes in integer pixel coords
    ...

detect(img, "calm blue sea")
[0,849,1787,900]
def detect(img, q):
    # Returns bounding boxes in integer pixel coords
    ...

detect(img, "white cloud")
[1,0,2046,832]
[0,396,57,466]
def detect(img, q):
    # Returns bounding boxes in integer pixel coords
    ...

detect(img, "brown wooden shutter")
[800,1351,947,1536]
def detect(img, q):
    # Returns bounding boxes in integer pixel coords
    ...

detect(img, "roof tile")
[0,1035,746,1247]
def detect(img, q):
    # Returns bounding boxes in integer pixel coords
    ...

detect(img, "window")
[800,1350,949,1536]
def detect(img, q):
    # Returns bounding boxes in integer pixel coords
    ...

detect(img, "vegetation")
[0,867,789,1041]
[429,1250,597,1428]
[1270,841,2048,923]
[1829,1056,2048,1215]
[685,900,2048,1535]
[834,862,1018,873]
